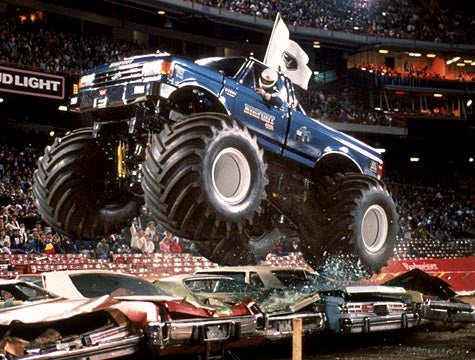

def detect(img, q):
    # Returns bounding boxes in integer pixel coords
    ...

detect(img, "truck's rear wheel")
[142,113,268,247]
[299,173,397,275]
[193,224,281,265]
[33,128,142,239]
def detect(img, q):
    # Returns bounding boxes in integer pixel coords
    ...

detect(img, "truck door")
[230,63,289,153]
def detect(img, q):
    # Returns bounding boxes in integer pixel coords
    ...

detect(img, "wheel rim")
[212,147,251,205]
[361,204,388,253]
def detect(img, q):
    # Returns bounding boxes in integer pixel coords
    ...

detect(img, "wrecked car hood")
[258,289,321,315]
[0,295,120,325]
[383,268,456,299]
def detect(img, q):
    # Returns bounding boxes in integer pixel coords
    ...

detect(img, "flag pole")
[263,12,282,64]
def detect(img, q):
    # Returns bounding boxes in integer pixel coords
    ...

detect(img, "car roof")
[345,285,408,294]
[195,266,318,289]
[196,265,314,273]
[41,269,141,277]
[157,273,243,283]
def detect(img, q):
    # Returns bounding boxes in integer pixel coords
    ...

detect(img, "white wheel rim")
[212,147,251,205]
[361,204,388,253]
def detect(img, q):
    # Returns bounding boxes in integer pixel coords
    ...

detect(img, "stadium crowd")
[0,14,144,75]
[198,0,474,45]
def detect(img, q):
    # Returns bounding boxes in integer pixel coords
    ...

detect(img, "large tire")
[299,173,397,275]
[33,128,142,239]
[142,112,268,243]
[193,226,281,266]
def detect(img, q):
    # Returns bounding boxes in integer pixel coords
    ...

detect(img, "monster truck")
[32,52,397,274]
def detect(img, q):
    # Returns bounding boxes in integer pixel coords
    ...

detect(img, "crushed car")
[196,266,418,334]
[340,285,419,333]
[29,269,264,357]
[0,279,144,360]
[383,269,475,323]
[154,273,326,342]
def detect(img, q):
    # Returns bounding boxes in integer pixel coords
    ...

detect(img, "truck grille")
[93,63,144,88]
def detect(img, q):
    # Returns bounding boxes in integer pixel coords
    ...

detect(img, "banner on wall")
[0,65,65,100]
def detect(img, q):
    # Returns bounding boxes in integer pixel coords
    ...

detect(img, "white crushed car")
[0,279,144,360]
[27,269,264,358]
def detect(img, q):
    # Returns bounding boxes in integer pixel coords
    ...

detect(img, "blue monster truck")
[33,52,397,274]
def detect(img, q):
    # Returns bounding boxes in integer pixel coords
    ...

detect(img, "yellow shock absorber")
[117,143,126,179]
[303,178,310,202]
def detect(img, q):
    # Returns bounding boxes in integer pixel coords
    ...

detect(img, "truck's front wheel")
[300,174,397,275]
[33,128,142,239]
[142,113,268,249]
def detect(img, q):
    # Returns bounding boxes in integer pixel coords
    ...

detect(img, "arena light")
[378,49,389,54]
[313,41,320,48]
[426,53,436,58]
[58,105,68,111]
[410,157,420,162]
[467,100,473,107]
[433,93,443,97]
[0,98,3,103]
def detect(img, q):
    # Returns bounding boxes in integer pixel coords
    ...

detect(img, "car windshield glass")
[196,57,246,78]
[70,273,170,298]
[184,278,259,294]
[198,272,246,283]
[0,282,56,304]
[271,270,311,288]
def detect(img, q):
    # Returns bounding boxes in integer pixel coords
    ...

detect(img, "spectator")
[0,228,10,248]
[27,230,42,254]
[142,234,155,254]
[52,233,65,254]
[42,242,55,254]
[171,237,183,253]
[0,239,11,254]
[145,220,157,240]
[62,236,79,254]
[95,236,112,260]
[130,228,146,254]
[159,232,173,253]
[137,206,153,230]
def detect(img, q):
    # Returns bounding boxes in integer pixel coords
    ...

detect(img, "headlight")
[142,60,173,77]
[78,74,95,89]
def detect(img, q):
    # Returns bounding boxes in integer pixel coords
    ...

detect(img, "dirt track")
[226,321,475,360]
